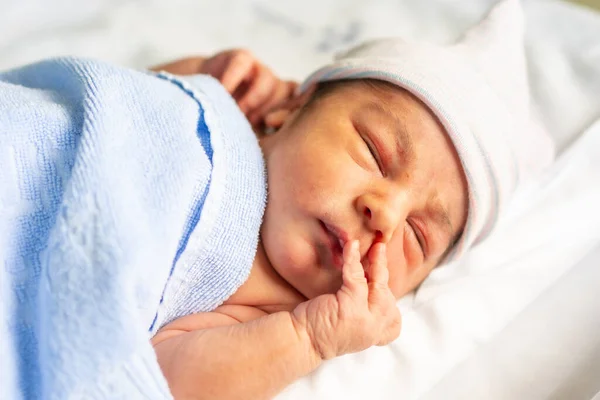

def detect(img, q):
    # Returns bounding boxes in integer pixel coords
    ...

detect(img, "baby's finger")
[341,241,368,300]
[220,53,254,94]
[368,243,389,286]
[259,109,288,130]
[367,243,392,309]
[238,66,277,114]
[249,80,294,126]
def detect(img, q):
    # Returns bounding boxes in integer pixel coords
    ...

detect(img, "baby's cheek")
[272,231,316,278]
[385,237,409,298]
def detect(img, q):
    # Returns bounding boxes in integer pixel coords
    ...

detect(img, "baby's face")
[259,80,468,299]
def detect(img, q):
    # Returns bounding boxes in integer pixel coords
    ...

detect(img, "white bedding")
[2,0,599,398]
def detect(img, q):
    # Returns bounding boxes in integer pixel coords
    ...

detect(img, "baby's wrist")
[289,310,324,367]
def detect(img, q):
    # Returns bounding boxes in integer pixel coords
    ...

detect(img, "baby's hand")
[199,49,298,127]
[291,241,401,360]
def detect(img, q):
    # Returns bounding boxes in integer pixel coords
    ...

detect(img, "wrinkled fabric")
[0,58,266,399]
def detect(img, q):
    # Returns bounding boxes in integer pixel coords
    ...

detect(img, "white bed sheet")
[1,0,599,399]
[421,244,600,400]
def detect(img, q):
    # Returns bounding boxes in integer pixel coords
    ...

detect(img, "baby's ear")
[263,84,316,131]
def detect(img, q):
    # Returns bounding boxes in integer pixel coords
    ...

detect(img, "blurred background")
[0,0,598,151]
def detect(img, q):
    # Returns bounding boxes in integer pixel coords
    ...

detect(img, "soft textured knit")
[0,58,266,399]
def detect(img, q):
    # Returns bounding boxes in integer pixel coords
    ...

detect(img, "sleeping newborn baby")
[0,0,553,399]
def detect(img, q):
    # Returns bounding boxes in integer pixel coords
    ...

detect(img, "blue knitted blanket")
[0,58,266,399]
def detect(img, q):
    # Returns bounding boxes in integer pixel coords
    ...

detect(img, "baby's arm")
[151,304,267,343]
[152,241,401,400]
[152,307,319,400]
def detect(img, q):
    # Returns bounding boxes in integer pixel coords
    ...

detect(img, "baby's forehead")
[320,79,432,120]
[318,78,405,99]
[309,79,456,169]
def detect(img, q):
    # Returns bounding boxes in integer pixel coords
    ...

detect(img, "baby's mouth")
[319,220,346,270]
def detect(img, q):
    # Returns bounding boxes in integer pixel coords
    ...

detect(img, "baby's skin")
[150,49,467,399]
[152,241,399,400]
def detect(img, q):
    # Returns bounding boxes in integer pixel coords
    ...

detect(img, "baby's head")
[258,0,554,300]
[259,78,467,298]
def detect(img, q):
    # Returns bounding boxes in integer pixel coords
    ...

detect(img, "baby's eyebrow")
[364,102,416,164]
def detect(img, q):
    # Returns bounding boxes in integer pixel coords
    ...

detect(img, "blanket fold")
[0,58,266,399]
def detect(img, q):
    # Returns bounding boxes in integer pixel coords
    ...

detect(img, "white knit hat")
[299,0,554,262]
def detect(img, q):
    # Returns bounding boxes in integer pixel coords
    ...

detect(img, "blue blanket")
[0,58,266,399]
